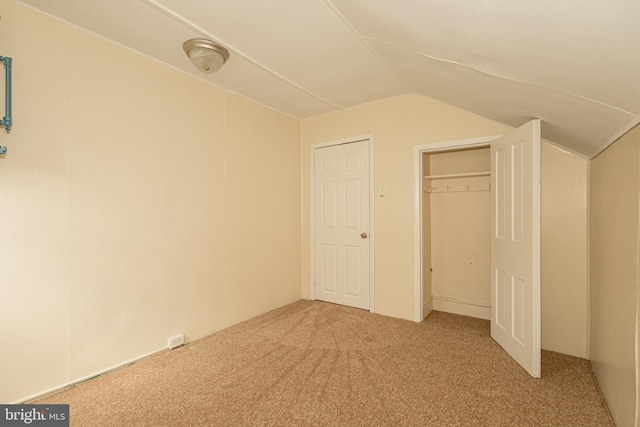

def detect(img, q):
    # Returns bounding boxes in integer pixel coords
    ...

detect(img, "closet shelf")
[423,171,491,179]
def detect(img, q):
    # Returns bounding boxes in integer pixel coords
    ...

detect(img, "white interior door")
[490,119,541,378]
[313,140,370,310]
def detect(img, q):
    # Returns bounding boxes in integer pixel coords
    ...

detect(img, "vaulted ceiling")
[15,0,640,157]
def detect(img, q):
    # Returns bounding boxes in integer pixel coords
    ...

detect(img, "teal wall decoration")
[0,55,12,155]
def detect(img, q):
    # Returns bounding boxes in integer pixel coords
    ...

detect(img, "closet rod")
[423,171,491,179]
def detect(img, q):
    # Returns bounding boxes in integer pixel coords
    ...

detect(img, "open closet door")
[490,119,541,378]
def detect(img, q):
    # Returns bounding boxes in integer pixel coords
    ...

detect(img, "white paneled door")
[313,140,370,310]
[490,120,541,377]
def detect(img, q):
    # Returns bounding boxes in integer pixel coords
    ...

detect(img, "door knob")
[361,232,368,239]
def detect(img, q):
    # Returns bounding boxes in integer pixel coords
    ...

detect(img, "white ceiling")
[15,0,640,157]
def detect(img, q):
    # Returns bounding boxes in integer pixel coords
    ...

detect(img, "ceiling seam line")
[363,36,633,116]
[322,0,413,93]
[417,51,634,114]
[137,0,344,111]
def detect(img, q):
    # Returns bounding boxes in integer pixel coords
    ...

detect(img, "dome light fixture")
[183,38,229,74]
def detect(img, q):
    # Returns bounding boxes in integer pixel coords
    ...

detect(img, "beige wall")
[590,125,639,426]
[301,96,590,358]
[540,142,590,357]
[0,0,301,403]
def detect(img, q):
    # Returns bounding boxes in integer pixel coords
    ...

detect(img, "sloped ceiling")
[14,0,640,157]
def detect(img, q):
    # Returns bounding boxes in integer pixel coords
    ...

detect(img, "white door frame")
[310,134,375,312]
[412,135,503,322]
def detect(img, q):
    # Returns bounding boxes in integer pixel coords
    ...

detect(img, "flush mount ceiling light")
[183,38,229,74]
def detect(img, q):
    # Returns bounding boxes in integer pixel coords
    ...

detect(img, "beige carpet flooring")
[34,300,614,426]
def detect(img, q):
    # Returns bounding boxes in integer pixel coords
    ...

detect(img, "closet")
[422,146,491,320]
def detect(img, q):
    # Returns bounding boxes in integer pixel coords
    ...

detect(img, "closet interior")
[422,146,492,320]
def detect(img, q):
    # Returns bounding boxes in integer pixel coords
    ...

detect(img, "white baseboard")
[432,296,490,320]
